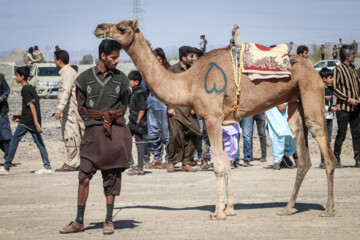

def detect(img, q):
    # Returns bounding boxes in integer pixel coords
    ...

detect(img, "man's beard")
[104,60,117,71]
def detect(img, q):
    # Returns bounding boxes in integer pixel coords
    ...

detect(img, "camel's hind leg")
[277,101,312,215]
[299,73,336,216]
[204,116,231,220]
[280,89,336,217]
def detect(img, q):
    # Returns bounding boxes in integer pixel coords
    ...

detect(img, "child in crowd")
[319,67,340,169]
[127,70,149,175]
[0,67,52,175]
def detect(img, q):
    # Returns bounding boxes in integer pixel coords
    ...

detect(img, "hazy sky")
[1,0,359,54]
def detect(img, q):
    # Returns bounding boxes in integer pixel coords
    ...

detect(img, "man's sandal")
[145,160,162,169]
[198,163,209,171]
[127,165,144,175]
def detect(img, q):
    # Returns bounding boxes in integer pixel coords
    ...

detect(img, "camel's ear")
[132,19,139,30]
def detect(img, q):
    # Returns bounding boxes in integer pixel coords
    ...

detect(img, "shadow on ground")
[117,202,325,215]
[84,219,141,231]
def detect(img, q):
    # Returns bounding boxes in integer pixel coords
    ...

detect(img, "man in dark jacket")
[166,46,201,172]
[0,73,12,162]
[59,40,132,235]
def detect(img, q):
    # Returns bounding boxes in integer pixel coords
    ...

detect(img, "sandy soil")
[0,95,359,240]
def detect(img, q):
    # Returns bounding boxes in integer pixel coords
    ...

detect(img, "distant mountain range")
[0,44,227,65]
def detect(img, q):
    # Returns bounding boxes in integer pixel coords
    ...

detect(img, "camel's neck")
[124,32,191,106]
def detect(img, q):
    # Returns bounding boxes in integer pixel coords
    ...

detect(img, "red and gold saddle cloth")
[241,43,291,80]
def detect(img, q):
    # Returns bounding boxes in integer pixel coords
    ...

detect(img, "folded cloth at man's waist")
[86,109,125,137]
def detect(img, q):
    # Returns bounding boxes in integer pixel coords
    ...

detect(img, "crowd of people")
[327,38,358,60]
[23,45,45,64]
[0,36,359,234]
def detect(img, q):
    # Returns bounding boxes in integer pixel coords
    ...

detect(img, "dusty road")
[1,142,359,239]
[0,95,359,239]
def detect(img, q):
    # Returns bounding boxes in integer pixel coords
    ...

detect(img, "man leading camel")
[53,50,84,171]
[59,40,132,235]
[166,46,201,172]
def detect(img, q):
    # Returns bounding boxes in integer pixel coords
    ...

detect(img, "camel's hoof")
[225,208,236,216]
[276,208,294,216]
[210,212,227,220]
[319,210,335,217]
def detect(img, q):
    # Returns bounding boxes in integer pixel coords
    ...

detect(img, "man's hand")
[54,109,62,120]
[35,124,43,133]
[167,108,176,116]
[190,109,196,115]
[0,97,3,102]
[331,104,340,112]
[349,98,359,106]
[277,104,286,113]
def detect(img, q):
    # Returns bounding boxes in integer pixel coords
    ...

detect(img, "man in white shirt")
[54,50,84,171]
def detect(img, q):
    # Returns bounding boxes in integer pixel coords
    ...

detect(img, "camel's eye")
[118,27,126,33]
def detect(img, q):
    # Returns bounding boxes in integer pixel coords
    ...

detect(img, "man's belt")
[86,109,125,137]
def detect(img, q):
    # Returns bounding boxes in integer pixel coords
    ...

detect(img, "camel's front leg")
[205,117,229,220]
[277,102,312,215]
[224,160,236,216]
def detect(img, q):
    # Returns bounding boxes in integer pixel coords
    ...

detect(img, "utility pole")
[132,0,145,32]
[45,45,51,62]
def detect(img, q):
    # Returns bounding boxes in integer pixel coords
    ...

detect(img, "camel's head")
[93,19,140,48]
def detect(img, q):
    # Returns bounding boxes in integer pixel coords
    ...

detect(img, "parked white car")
[313,60,340,72]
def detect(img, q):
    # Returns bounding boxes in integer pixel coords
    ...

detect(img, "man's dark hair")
[179,46,195,60]
[98,40,122,59]
[194,48,203,58]
[54,50,70,64]
[297,45,309,55]
[340,44,353,62]
[128,70,142,84]
[153,48,166,60]
[319,67,334,79]
[16,66,30,80]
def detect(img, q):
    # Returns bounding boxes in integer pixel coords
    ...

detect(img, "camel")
[93,19,337,220]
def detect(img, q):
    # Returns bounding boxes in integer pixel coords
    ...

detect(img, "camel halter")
[223,46,243,120]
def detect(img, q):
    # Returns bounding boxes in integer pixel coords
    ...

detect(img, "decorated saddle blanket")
[239,43,291,80]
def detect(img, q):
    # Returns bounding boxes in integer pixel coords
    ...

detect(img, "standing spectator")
[239,116,254,166]
[0,67,52,175]
[127,70,149,176]
[318,67,340,168]
[53,50,85,172]
[265,103,296,170]
[320,44,325,60]
[144,48,170,169]
[338,38,343,50]
[23,47,36,64]
[33,45,45,63]
[332,45,338,59]
[0,73,12,163]
[351,40,358,55]
[192,48,204,165]
[59,40,132,235]
[332,44,360,168]
[252,113,267,162]
[297,45,309,59]
[166,46,201,172]
[199,35,207,54]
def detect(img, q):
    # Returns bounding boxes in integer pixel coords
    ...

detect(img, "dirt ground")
[0,97,360,239]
